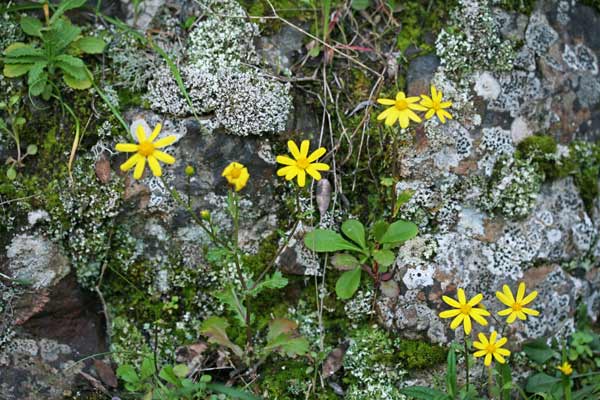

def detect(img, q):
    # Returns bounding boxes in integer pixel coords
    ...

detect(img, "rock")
[407,55,440,96]
[257,25,305,75]
[6,234,70,289]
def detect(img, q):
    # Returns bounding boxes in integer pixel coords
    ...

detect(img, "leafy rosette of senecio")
[304,219,418,299]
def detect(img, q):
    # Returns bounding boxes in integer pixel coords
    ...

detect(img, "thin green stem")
[464,339,470,392]
[488,365,493,399]
[563,376,572,400]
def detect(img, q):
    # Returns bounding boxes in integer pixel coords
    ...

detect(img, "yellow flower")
[276,140,330,187]
[419,85,453,123]
[376,91,427,128]
[557,361,573,376]
[222,162,249,191]
[115,123,176,179]
[473,331,511,366]
[496,282,540,324]
[439,288,490,335]
[200,210,210,220]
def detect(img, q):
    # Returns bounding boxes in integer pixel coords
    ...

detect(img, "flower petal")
[149,123,162,142]
[425,109,436,119]
[307,147,326,162]
[478,333,489,345]
[153,135,177,148]
[398,113,410,129]
[133,157,146,180]
[396,92,406,101]
[288,140,301,159]
[439,309,461,318]
[468,293,484,307]
[470,307,491,316]
[420,96,433,108]
[277,166,297,177]
[297,169,306,187]
[377,98,395,105]
[437,110,447,124]
[408,102,428,111]
[116,143,139,152]
[470,312,488,326]
[450,313,464,330]
[439,109,453,120]
[377,107,393,121]
[463,315,472,334]
[120,154,140,171]
[473,341,486,350]
[305,165,322,181]
[490,331,498,343]
[405,96,421,103]
[136,124,147,143]
[498,308,513,316]
[385,109,399,126]
[493,352,506,364]
[484,353,492,366]
[495,337,507,348]
[521,290,538,306]
[506,312,517,324]
[473,350,487,358]
[309,162,330,171]
[407,109,422,123]
[457,289,467,305]
[147,155,162,177]
[153,150,175,164]
[496,291,513,307]
[502,285,515,303]
[440,101,453,108]
[497,348,511,356]
[276,155,297,166]
[442,295,461,308]
[516,282,526,302]
[300,140,310,158]
[522,307,540,316]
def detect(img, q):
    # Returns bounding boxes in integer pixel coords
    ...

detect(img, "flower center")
[395,99,408,110]
[486,344,497,354]
[296,157,310,169]
[432,100,441,111]
[511,303,522,312]
[138,141,155,157]
[230,168,242,179]
[460,304,472,314]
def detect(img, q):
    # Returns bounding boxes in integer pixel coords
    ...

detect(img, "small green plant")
[303,218,418,299]
[116,355,259,399]
[2,0,106,99]
[0,94,37,179]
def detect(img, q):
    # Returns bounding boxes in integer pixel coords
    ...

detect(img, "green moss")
[396,339,447,369]
[494,0,537,14]
[515,134,559,178]
[259,358,337,399]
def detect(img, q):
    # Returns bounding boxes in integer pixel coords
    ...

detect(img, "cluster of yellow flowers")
[376,85,453,129]
[439,282,540,366]
[115,122,329,191]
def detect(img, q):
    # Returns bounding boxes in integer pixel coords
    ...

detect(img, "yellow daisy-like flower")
[473,331,511,366]
[222,161,249,191]
[115,123,176,179]
[439,288,490,335]
[419,85,453,123]
[557,361,573,376]
[276,140,330,187]
[496,282,540,324]
[376,91,427,128]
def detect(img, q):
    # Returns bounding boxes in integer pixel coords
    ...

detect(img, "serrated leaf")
[3,44,45,64]
[199,316,244,358]
[28,62,48,96]
[45,19,81,54]
[304,229,364,253]
[214,286,247,327]
[140,357,155,380]
[380,220,418,245]
[264,319,309,357]
[63,72,92,89]
[55,55,87,80]
[74,36,106,54]
[158,365,180,386]
[267,318,298,342]
[373,249,396,267]
[247,271,288,297]
[330,253,360,271]
[335,268,361,299]
[341,219,367,249]
[3,63,33,78]
[20,16,43,37]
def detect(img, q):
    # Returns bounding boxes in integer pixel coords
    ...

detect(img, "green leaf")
[45,19,81,54]
[159,365,181,386]
[205,383,262,400]
[330,253,360,271]
[26,144,37,155]
[27,62,48,96]
[525,372,561,394]
[4,63,33,77]
[20,16,43,37]
[246,271,287,297]
[446,348,457,397]
[495,362,512,400]
[55,55,87,80]
[341,219,367,249]
[393,189,414,217]
[380,219,418,244]
[49,0,87,24]
[399,386,449,400]
[351,0,370,10]
[264,318,309,357]
[63,72,92,89]
[373,249,396,267]
[304,229,364,253]
[73,36,106,54]
[173,364,189,378]
[372,220,389,242]
[214,286,247,327]
[116,364,139,384]
[523,338,557,364]
[139,357,155,380]
[6,167,17,181]
[199,316,244,358]
[335,268,361,299]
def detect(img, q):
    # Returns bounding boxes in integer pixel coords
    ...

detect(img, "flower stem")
[464,339,470,392]
[488,365,493,399]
